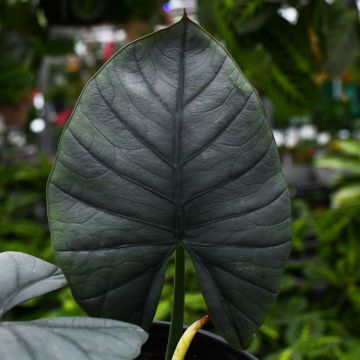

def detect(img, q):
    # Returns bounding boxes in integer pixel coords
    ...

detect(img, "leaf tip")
[181,8,188,20]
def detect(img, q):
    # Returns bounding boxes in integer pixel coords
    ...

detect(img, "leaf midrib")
[173,19,187,241]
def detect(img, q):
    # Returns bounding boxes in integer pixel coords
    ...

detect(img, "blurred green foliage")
[251,201,360,359]
[39,0,163,26]
[0,158,84,321]
[0,0,75,105]
[197,0,360,125]
[0,157,52,257]
[316,139,360,207]
[0,0,46,104]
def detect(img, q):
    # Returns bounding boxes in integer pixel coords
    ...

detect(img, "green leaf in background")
[48,15,291,348]
[316,157,360,177]
[316,139,360,207]
[322,0,360,77]
[0,317,147,360]
[197,0,360,124]
[332,184,360,207]
[0,252,67,320]
[332,140,360,158]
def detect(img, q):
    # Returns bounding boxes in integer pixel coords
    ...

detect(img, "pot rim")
[152,321,259,360]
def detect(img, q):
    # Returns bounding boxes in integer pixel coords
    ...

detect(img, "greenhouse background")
[1,0,360,358]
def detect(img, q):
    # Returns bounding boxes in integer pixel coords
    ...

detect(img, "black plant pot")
[137,321,259,360]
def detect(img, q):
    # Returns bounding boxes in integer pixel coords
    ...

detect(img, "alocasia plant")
[46,12,291,359]
[0,252,147,359]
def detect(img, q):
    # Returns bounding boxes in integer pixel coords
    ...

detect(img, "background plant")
[316,139,360,207]
[197,0,360,125]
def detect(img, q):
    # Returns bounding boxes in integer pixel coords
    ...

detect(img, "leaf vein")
[56,241,175,253]
[67,128,174,204]
[183,139,273,205]
[94,78,173,168]
[133,44,174,115]
[186,188,287,231]
[76,258,171,303]
[189,251,260,329]
[5,327,37,360]
[182,92,252,166]
[50,182,175,234]
[185,55,227,106]
[186,237,291,251]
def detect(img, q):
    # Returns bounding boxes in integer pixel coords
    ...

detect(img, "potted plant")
[0,13,291,359]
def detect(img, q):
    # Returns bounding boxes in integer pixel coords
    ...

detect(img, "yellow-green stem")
[172,315,209,360]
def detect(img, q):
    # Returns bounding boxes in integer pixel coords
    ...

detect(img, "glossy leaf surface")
[0,317,147,360]
[48,15,291,348]
[0,252,67,320]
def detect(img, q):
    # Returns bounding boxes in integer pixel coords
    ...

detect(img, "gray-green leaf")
[0,317,147,360]
[48,15,291,348]
[0,252,67,320]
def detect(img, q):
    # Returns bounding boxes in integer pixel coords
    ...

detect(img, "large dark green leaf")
[0,317,147,360]
[0,252,67,320]
[48,15,291,348]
